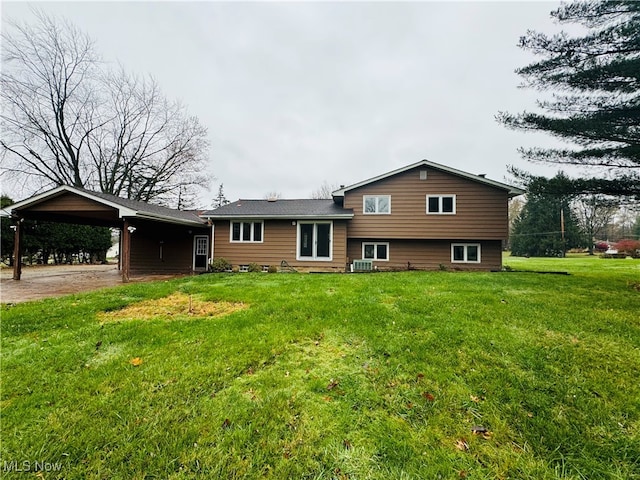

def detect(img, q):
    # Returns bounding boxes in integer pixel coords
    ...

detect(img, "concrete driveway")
[0,264,181,303]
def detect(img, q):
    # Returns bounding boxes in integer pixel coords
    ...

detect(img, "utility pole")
[560,208,566,257]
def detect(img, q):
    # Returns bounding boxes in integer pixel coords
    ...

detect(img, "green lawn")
[1,255,639,479]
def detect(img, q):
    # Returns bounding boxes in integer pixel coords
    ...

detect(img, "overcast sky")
[2,1,572,206]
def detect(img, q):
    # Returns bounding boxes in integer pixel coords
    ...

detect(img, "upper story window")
[363,195,391,214]
[427,195,456,214]
[231,221,263,242]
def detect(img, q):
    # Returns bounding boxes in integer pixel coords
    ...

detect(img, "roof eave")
[203,214,354,220]
[6,185,138,218]
[332,159,522,196]
[133,212,208,227]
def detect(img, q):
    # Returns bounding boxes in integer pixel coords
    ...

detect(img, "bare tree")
[263,191,282,200]
[573,195,619,254]
[1,12,101,190]
[310,181,340,199]
[1,11,210,207]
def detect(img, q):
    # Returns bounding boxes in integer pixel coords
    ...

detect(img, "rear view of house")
[203,160,524,272]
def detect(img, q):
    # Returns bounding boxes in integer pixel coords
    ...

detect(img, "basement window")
[451,243,481,263]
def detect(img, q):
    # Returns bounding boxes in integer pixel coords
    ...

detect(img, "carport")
[6,186,211,282]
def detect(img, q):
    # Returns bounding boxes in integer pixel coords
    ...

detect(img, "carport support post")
[12,218,22,280]
[122,219,131,283]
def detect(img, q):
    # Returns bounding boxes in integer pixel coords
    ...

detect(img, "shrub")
[267,265,278,274]
[247,262,261,273]
[594,241,609,253]
[615,239,640,258]
[210,257,231,272]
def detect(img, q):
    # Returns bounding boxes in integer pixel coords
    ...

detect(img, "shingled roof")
[201,199,354,219]
[7,185,207,227]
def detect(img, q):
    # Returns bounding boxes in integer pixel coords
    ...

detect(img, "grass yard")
[1,254,639,479]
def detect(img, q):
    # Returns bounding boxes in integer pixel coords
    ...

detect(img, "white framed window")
[363,195,391,214]
[362,242,389,261]
[427,195,456,214]
[451,243,481,263]
[297,222,333,261]
[230,221,263,242]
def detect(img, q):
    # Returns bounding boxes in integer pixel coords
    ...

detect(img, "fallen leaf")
[221,418,231,429]
[455,438,469,451]
[416,373,425,381]
[342,439,352,450]
[470,395,481,403]
[129,357,143,366]
[327,379,339,390]
[422,392,435,401]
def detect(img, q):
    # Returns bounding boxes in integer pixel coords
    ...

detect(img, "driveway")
[0,264,182,303]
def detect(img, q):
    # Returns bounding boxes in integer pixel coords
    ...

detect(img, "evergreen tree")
[511,175,585,257]
[498,0,640,199]
[1,195,15,264]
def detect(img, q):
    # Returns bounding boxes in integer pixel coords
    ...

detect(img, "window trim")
[363,195,391,215]
[426,194,456,215]
[362,242,389,261]
[451,243,481,263]
[230,221,264,243]
[296,221,333,261]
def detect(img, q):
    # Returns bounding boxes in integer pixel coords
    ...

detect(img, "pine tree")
[498,0,640,199]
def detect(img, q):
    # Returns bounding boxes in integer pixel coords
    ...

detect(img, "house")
[6,160,523,280]
[202,160,524,272]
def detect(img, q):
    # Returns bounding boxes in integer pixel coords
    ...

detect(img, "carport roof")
[7,185,208,227]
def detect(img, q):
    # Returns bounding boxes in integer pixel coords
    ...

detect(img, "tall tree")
[573,195,619,254]
[511,174,585,257]
[212,183,230,209]
[1,11,210,207]
[497,0,640,199]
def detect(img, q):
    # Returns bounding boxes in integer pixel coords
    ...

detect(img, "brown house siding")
[343,167,509,240]
[213,219,348,271]
[347,239,503,271]
[129,220,202,275]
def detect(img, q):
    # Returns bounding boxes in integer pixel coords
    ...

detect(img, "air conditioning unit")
[352,259,373,272]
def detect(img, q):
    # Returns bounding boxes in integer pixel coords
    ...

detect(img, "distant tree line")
[1,196,112,266]
[509,174,640,257]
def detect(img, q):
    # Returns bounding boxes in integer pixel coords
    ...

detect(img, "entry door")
[193,235,209,271]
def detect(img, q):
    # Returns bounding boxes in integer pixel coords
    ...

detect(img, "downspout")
[12,217,23,280]
[210,222,215,265]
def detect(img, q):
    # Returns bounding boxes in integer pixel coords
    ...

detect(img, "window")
[231,221,263,242]
[297,222,332,261]
[427,195,456,214]
[363,195,391,214]
[451,243,481,263]
[362,242,389,261]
